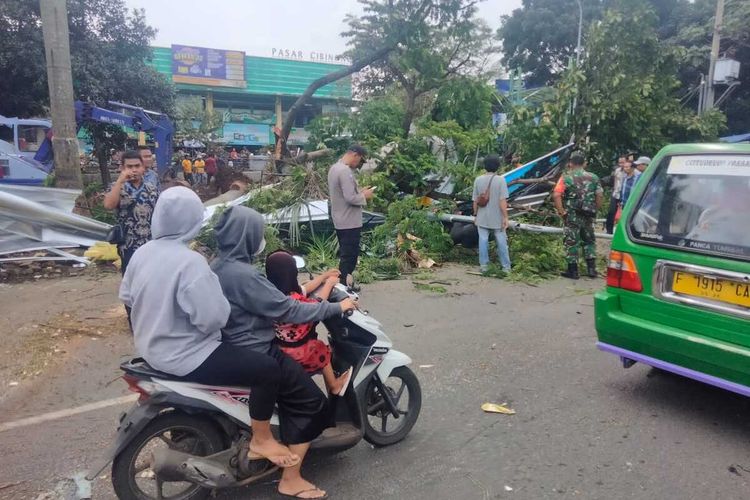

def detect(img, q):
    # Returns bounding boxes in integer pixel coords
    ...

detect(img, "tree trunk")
[97,146,110,186]
[40,0,82,190]
[278,45,395,155]
[402,89,417,138]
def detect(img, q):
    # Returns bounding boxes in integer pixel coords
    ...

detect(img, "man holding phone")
[103,150,159,274]
[327,144,374,287]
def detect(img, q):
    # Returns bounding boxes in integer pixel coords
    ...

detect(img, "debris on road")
[0,185,109,258]
[0,480,25,491]
[83,242,120,263]
[481,402,516,415]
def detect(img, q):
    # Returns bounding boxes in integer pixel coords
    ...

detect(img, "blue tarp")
[719,132,750,143]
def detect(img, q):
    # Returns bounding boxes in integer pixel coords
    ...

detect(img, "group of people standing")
[326,145,650,283]
[604,154,651,234]
[553,151,650,280]
[180,153,218,186]
[469,149,649,281]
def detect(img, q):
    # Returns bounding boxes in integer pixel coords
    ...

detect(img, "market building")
[148,45,352,150]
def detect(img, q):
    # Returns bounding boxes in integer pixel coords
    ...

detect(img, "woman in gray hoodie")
[120,187,300,469]
[212,205,355,499]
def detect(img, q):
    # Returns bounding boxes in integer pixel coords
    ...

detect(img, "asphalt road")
[2,266,750,499]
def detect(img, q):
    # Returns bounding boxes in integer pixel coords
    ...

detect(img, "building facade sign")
[271,48,349,64]
[172,45,246,88]
[221,123,271,146]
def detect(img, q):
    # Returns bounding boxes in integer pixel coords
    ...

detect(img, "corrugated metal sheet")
[149,47,351,99]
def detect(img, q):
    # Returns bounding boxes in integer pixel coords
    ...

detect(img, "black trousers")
[180,343,282,422]
[119,246,137,330]
[180,343,328,445]
[336,227,362,284]
[269,345,328,444]
[605,195,619,234]
[119,246,137,275]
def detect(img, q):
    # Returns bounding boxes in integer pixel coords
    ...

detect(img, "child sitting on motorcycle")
[265,250,354,396]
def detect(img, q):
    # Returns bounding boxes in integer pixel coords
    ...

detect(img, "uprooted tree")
[275,0,483,157]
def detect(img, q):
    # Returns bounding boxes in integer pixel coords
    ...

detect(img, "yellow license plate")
[672,271,750,309]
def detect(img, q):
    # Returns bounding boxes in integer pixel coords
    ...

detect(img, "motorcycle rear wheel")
[111,412,225,500]
[360,366,422,447]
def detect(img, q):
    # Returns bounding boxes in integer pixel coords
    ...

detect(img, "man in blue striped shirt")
[619,159,641,208]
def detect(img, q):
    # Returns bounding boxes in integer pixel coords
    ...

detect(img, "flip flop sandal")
[278,488,329,499]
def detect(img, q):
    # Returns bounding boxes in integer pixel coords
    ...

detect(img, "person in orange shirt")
[194,156,206,185]
[181,156,194,185]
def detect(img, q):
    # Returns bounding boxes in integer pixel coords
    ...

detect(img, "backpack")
[565,171,598,217]
[476,174,496,207]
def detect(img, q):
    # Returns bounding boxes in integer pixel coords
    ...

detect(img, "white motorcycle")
[89,259,422,500]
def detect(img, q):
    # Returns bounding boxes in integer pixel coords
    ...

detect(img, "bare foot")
[248,437,300,468]
[328,367,353,396]
[279,476,327,499]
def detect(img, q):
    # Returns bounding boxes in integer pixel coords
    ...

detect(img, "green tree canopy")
[497,0,604,86]
[546,0,725,172]
[0,0,174,118]
[431,77,496,130]
[348,0,494,136]
[0,0,175,183]
[498,0,749,133]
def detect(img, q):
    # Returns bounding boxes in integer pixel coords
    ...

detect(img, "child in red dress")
[265,250,353,396]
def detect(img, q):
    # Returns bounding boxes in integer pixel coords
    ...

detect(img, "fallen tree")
[276,46,394,158]
[276,0,466,157]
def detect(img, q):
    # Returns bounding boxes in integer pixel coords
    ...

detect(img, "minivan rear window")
[629,154,750,261]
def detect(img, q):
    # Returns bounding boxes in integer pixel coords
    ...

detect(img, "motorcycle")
[88,258,422,499]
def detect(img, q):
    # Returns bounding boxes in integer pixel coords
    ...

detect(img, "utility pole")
[705,0,725,111]
[40,0,82,190]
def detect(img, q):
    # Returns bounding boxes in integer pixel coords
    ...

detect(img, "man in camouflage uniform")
[552,151,604,279]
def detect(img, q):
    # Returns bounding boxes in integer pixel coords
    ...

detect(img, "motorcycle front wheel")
[360,366,422,447]
[111,412,225,500]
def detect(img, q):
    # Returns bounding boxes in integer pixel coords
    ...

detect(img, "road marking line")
[0,394,137,433]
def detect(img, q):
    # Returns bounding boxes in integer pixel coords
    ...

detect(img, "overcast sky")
[124,0,521,59]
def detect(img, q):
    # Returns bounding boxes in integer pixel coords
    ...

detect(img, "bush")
[369,196,453,261]
[355,256,402,283]
[303,233,339,272]
[381,138,435,193]
[506,232,565,282]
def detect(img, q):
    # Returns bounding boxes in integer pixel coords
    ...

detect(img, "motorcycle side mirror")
[293,255,306,270]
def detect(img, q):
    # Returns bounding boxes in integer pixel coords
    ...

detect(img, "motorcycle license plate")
[672,271,750,309]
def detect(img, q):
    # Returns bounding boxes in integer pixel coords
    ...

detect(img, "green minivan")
[595,143,750,395]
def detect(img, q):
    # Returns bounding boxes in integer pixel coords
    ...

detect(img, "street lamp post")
[570,0,583,136]
[704,0,725,111]
[575,0,583,66]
